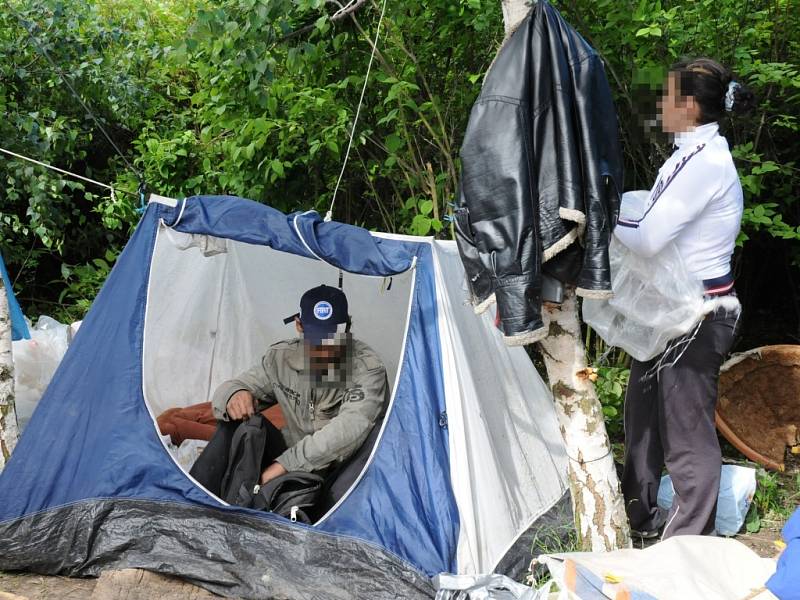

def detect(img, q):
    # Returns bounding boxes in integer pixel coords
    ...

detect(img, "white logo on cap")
[313,301,333,320]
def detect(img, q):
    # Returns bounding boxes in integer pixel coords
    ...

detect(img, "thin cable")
[0,147,136,197]
[325,0,389,222]
[8,4,143,182]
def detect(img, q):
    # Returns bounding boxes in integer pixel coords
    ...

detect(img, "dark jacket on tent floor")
[455,0,623,345]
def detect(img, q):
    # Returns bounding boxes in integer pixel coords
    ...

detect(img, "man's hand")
[226,390,256,420]
[260,461,288,485]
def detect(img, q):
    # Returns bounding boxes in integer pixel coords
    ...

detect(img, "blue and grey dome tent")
[0,195,569,599]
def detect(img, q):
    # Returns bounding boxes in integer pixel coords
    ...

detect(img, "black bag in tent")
[219,414,270,506]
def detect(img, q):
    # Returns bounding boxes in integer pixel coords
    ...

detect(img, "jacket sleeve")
[572,54,623,297]
[454,189,495,310]
[614,147,719,258]
[210,352,277,421]
[275,361,388,473]
[458,95,546,345]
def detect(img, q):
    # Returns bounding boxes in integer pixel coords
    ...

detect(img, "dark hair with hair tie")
[670,58,757,123]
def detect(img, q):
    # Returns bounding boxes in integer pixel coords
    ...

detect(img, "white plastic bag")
[11,316,75,431]
[434,573,542,600]
[159,435,208,472]
[582,191,706,361]
[657,464,757,536]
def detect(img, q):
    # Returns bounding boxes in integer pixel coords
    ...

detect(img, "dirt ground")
[0,569,222,599]
[0,572,98,600]
[0,527,787,600]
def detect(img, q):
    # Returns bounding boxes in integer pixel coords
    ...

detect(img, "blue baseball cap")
[299,285,349,345]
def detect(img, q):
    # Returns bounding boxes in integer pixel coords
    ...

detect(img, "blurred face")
[306,338,346,364]
[658,73,700,134]
[296,318,351,385]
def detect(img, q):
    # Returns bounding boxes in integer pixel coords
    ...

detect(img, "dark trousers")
[622,308,738,538]
[189,417,287,497]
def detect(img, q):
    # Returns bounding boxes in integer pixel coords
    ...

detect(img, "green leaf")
[410,214,432,236]
[385,134,404,154]
[745,509,761,533]
[419,199,434,215]
[270,159,285,177]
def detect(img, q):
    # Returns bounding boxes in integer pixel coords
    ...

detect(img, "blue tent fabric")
[767,506,800,600]
[167,195,415,276]
[0,196,454,598]
[0,251,30,340]
[317,242,459,573]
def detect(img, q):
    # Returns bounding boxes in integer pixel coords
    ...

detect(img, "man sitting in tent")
[190,284,389,500]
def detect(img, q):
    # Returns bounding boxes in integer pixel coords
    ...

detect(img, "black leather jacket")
[455,1,622,345]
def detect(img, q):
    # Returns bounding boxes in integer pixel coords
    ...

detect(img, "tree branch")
[278,0,369,43]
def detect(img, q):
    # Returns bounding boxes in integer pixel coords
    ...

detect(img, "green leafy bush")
[592,366,630,439]
[1,0,797,331]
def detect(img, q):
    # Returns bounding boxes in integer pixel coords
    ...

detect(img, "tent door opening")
[141,224,416,518]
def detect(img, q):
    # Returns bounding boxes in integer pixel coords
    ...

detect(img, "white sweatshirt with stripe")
[614,122,743,282]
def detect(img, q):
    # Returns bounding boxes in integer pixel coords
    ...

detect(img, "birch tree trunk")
[500,0,532,36]
[0,275,19,472]
[497,0,631,551]
[540,291,630,550]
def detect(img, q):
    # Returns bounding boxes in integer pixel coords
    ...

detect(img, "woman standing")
[614,58,756,539]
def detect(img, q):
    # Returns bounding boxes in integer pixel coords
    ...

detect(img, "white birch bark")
[497,0,631,551]
[539,291,630,550]
[500,0,533,37]
[0,275,19,472]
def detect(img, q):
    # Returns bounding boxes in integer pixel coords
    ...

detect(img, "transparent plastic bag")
[582,192,705,361]
[11,316,74,431]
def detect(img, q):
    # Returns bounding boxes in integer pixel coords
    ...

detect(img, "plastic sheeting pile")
[536,536,778,600]
[434,573,539,600]
[12,316,80,431]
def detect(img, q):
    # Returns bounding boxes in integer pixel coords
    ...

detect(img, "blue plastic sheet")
[0,251,30,340]
[767,507,800,600]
